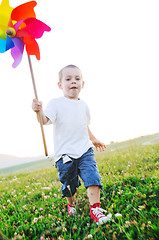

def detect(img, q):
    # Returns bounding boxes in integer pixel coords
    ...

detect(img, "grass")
[0,141,158,239]
[0,157,54,176]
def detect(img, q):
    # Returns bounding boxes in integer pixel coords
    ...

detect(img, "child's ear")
[58,82,63,89]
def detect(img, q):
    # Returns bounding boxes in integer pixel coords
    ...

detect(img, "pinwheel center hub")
[6,28,16,38]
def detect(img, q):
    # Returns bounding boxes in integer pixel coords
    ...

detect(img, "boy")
[32,65,112,225]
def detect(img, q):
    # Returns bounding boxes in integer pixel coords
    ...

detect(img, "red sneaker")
[90,203,112,225]
[68,204,76,216]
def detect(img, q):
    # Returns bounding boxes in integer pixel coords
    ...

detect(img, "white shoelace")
[69,206,76,215]
[92,207,107,219]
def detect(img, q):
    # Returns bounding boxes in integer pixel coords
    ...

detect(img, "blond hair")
[59,64,81,82]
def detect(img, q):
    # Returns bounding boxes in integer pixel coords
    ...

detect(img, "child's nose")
[71,78,76,83]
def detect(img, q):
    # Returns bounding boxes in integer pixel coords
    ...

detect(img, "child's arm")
[88,126,106,152]
[32,99,50,125]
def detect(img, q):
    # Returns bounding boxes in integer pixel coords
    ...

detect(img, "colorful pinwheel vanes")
[0,0,51,67]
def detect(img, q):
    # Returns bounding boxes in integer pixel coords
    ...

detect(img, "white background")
[0,0,159,158]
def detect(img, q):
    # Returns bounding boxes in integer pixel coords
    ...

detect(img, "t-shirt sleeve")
[43,99,57,124]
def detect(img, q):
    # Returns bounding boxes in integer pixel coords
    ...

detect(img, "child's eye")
[66,78,70,81]
[76,77,80,80]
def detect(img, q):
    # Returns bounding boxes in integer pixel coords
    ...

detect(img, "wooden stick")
[27,54,48,156]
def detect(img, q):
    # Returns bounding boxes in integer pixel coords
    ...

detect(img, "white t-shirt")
[44,96,93,162]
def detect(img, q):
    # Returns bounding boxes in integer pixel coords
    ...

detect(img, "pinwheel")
[0,0,51,156]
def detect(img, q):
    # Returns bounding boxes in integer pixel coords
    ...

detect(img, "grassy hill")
[0,132,159,176]
[0,157,54,175]
[0,133,158,239]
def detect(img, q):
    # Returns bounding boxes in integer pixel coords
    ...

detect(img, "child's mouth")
[71,87,77,89]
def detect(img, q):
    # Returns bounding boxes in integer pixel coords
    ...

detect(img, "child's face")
[58,67,84,100]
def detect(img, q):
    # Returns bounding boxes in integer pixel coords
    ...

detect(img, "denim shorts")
[56,148,103,198]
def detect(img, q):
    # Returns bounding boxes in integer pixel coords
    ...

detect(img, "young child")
[32,65,112,225]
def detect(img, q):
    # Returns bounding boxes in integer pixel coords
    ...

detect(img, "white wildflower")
[22,205,28,210]
[125,221,131,228]
[138,205,145,211]
[41,187,51,190]
[33,218,38,224]
[63,227,67,232]
[87,234,93,239]
[44,195,50,200]
[115,213,122,218]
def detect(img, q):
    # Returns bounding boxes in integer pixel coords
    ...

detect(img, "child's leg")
[66,194,76,206]
[87,185,100,205]
[78,149,112,224]
[66,195,76,216]
[88,185,112,225]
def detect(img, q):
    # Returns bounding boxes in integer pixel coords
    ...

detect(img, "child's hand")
[92,139,106,152]
[32,99,42,112]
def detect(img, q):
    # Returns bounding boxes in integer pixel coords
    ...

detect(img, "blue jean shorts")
[56,148,103,198]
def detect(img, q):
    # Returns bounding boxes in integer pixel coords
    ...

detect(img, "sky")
[0,0,159,159]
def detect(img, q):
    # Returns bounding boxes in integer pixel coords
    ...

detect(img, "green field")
[0,135,158,239]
